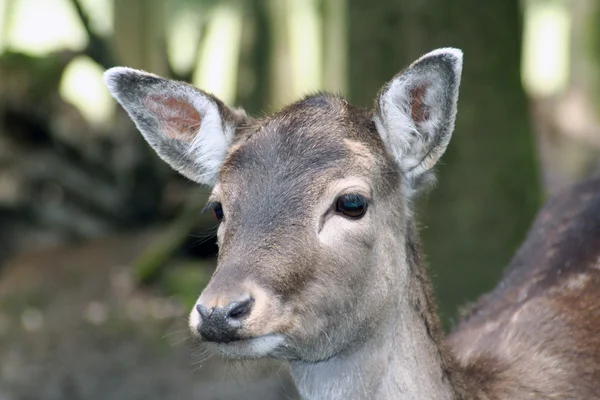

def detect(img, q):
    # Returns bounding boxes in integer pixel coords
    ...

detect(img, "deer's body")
[448,176,600,399]
[104,49,600,399]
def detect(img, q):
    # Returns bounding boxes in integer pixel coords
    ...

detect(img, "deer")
[103,48,600,400]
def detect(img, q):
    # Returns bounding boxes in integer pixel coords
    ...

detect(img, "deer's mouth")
[204,333,286,359]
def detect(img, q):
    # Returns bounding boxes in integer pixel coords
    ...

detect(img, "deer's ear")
[374,48,463,190]
[103,67,246,186]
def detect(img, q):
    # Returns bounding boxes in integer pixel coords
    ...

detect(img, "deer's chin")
[204,334,286,359]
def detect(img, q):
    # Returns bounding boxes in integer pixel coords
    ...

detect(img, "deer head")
[104,49,462,366]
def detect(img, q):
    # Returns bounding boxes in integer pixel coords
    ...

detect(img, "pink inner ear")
[410,84,429,123]
[143,94,202,141]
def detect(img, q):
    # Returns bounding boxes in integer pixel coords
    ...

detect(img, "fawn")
[104,48,600,399]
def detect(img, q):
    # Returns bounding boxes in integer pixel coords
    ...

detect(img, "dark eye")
[335,194,368,218]
[212,203,224,222]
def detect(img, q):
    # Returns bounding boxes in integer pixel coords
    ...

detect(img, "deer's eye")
[212,203,224,222]
[335,194,368,218]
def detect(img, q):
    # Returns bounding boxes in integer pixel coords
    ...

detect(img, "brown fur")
[448,177,600,399]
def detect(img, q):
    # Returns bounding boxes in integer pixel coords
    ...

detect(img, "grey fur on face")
[105,48,600,400]
[104,49,465,400]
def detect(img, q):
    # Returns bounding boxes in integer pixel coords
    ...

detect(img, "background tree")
[348,0,541,323]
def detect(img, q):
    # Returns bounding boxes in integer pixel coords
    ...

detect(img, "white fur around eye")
[316,179,373,239]
[318,213,371,246]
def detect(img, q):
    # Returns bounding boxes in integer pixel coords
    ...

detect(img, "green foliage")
[0,51,71,99]
[161,260,214,309]
[132,199,210,284]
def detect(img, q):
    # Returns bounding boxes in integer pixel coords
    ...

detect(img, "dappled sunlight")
[0,0,340,120]
[522,0,600,196]
[2,0,87,54]
[521,0,571,97]
[59,55,114,128]
[167,7,203,77]
[287,0,322,98]
[192,3,242,105]
[79,0,113,36]
[555,88,600,144]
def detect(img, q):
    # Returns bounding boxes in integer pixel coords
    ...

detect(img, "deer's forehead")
[220,135,379,190]
[215,99,392,210]
[227,99,380,163]
[222,109,363,172]
[217,142,376,223]
[220,131,347,198]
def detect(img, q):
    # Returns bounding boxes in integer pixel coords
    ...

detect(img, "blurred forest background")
[1,0,600,399]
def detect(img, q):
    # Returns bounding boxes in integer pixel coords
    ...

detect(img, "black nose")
[195,297,254,343]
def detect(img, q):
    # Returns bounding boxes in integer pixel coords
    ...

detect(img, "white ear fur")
[374,48,463,191]
[103,67,242,186]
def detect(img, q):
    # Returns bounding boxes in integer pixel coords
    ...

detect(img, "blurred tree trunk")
[264,0,322,110]
[113,0,169,76]
[527,0,600,196]
[349,0,541,325]
[322,0,348,95]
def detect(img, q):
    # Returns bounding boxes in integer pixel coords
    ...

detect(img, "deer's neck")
[290,224,467,400]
